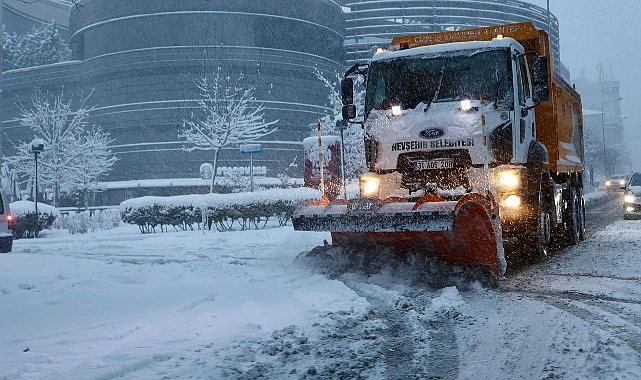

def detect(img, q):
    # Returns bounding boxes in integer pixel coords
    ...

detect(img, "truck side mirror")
[532,55,550,102]
[342,104,357,120]
[341,78,354,106]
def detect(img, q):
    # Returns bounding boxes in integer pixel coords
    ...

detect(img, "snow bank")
[119,187,321,211]
[9,200,60,217]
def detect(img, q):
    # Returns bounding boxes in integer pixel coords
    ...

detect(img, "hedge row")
[8,201,60,239]
[12,212,57,239]
[119,187,320,233]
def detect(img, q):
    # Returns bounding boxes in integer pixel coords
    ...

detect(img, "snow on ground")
[1,190,640,379]
[0,224,349,379]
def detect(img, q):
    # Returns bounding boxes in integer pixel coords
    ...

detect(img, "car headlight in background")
[360,173,381,198]
[624,193,637,203]
[605,179,612,187]
[619,179,627,187]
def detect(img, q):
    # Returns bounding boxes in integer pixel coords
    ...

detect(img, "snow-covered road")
[1,191,640,379]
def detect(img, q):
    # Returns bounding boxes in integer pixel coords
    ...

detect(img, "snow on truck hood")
[368,101,484,139]
[366,101,500,167]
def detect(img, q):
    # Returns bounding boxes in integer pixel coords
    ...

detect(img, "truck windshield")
[365,49,513,115]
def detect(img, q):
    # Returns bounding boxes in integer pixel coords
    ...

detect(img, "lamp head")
[29,138,45,154]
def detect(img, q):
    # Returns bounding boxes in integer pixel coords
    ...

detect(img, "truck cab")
[347,36,546,209]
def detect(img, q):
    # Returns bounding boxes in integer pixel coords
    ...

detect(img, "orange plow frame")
[292,192,506,276]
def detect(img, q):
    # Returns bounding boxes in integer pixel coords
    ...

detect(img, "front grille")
[397,149,472,191]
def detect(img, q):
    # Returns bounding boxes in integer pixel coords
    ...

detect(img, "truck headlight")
[624,193,636,203]
[493,170,520,191]
[460,99,472,111]
[503,194,521,208]
[360,173,381,198]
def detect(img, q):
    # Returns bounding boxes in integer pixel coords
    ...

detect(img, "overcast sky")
[527,0,641,169]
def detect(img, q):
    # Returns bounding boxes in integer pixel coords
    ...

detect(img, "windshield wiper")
[425,60,447,112]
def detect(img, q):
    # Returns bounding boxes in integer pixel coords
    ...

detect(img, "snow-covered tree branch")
[179,68,278,192]
[3,89,117,207]
[1,22,70,71]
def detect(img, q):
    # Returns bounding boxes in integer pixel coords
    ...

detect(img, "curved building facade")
[1,0,345,202]
[342,0,567,78]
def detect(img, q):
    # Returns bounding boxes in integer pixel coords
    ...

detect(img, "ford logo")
[419,128,445,139]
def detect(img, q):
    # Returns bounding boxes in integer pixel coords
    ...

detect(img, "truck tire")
[564,188,581,246]
[503,171,551,268]
[578,190,586,241]
[525,195,552,263]
[515,172,552,265]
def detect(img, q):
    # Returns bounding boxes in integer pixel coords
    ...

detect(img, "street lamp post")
[239,144,262,192]
[29,139,45,238]
[336,119,348,200]
[601,97,623,179]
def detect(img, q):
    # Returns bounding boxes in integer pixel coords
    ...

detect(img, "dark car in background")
[624,172,641,219]
[0,191,14,252]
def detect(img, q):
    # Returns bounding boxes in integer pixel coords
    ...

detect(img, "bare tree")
[71,128,117,208]
[4,89,116,207]
[582,125,602,189]
[179,68,278,192]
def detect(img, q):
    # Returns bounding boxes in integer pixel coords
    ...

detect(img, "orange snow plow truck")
[292,22,585,277]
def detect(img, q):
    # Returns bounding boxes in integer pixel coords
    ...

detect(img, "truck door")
[513,52,536,163]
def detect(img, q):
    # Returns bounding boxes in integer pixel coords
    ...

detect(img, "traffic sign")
[239,144,262,155]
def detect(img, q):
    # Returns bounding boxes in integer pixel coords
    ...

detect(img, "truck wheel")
[527,200,551,263]
[513,172,552,266]
[578,193,586,241]
[564,189,581,245]
[504,172,551,268]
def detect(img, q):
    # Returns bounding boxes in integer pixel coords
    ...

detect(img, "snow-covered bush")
[216,171,258,193]
[2,22,70,71]
[120,187,320,233]
[9,201,59,239]
[55,208,121,234]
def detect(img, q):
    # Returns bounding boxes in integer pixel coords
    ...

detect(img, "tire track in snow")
[530,294,641,354]
[584,191,622,236]
[344,280,460,379]
[501,279,641,355]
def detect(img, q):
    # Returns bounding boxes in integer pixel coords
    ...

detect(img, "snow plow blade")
[292,193,506,277]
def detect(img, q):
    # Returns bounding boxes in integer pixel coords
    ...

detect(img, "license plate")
[413,158,454,170]
[347,198,379,213]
